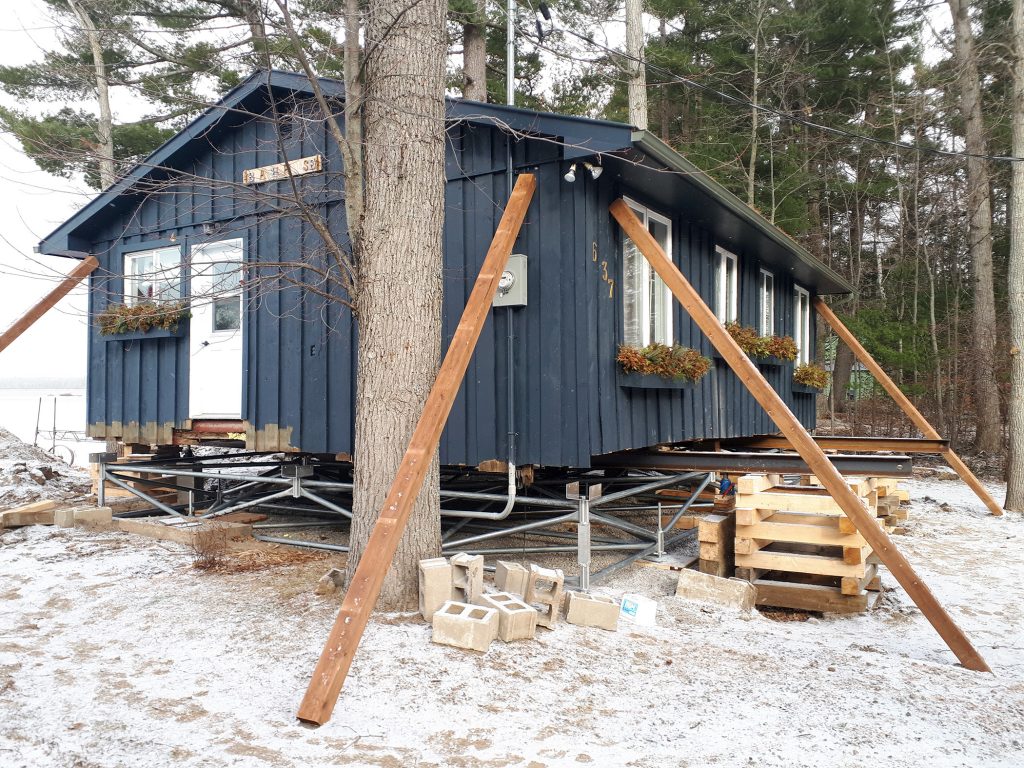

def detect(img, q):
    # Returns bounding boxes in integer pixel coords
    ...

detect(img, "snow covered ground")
[0,473,1021,767]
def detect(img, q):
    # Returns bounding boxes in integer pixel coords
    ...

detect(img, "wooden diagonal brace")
[813,297,1004,517]
[296,173,538,726]
[0,256,98,355]
[610,198,990,673]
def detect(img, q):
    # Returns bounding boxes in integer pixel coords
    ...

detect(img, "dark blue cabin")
[38,70,852,469]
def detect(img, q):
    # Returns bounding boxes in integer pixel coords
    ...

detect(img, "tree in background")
[946,0,1002,456]
[0,0,287,189]
[1005,0,1024,509]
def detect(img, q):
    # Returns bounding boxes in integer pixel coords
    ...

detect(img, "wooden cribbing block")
[842,544,872,565]
[736,548,868,578]
[698,512,735,578]
[841,564,879,596]
[734,566,766,583]
[736,474,773,495]
[754,579,869,614]
[0,500,57,527]
[735,518,866,549]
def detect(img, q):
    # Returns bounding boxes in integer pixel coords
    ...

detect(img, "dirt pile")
[0,426,91,507]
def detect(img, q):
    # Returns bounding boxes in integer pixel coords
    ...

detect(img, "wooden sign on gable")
[242,154,323,185]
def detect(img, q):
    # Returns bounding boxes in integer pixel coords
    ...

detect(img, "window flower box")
[791,383,821,395]
[102,324,188,343]
[616,343,712,389]
[97,301,191,342]
[617,370,699,390]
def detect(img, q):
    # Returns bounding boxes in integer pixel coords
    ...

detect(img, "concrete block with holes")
[494,560,529,596]
[418,557,453,621]
[450,552,484,604]
[524,563,564,629]
[564,591,620,631]
[476,591,538,641]
[431,601,499,652]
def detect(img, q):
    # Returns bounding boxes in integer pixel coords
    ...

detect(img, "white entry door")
[189,238,244,418]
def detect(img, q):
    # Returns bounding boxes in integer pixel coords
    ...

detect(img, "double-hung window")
[759,269,775,336]
[124,246,182,305]
[622,198,673,347]
[715,246,738,324]
[793,285,811,364]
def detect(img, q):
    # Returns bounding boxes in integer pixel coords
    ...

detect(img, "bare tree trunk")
[462,0,487,100]
[349,0,446,610]
[625,0,648,129]
[67,0,115,189]
[832,341,855,415]
[948,0,1002,455]
[1005,0,1024,509]
[237,0,269,61]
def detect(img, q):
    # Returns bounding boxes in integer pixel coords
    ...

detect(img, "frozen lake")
[0,388,105,467]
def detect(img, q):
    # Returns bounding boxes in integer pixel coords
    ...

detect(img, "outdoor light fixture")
[585,162,603,180]
[563,163,577,183]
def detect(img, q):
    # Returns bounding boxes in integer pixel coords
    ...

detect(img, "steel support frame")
[98,455,712,576]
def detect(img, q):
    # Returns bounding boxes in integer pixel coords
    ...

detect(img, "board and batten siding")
[80,112,816,464]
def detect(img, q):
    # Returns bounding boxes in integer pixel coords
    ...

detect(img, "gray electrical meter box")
[492,253,528,307]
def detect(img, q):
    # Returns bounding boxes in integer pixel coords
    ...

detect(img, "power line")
[525,11,1024,164]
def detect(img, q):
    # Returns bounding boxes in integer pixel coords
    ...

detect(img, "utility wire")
[524,9,1024,164]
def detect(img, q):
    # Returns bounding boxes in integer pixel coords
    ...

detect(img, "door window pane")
[213,297,242,331]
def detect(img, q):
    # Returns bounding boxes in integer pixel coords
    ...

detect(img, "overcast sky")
[0,5,93,381]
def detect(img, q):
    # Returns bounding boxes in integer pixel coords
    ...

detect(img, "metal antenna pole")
[506,0,515,106]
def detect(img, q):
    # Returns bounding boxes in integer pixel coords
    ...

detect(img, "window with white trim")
[759,269,775,336]
[124,246,182,305]
[715,246,738,324]
[622,198,673,347]
[794,285,811,364]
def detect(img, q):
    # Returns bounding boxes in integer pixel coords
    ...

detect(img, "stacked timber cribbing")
[696,474,912,613]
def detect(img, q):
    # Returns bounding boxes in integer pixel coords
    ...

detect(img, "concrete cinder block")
[73,506,114,528]
[565,591,620,631]
[54,507,78,528]
[675,568,756,612]
[450,552,484,604]
[431,600,499,652]
[494,560,529,596]
[418,557,452,621]
[524,564,564,629]
[477,591,538,641]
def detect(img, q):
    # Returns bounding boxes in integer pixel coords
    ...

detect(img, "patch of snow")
[0,475,1021,766]
[0,426,91,508]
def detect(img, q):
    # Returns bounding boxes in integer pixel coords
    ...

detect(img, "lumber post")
[813,297,1004,517]
[296,173,537,726]
[0,255,98,355]
[610,199,991,674]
